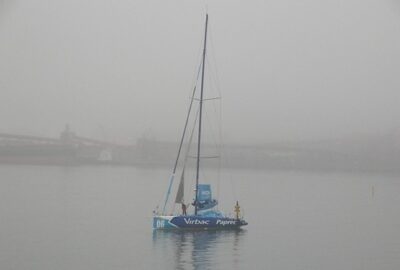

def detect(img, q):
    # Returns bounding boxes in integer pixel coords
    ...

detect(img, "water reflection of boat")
[152,230,246,270]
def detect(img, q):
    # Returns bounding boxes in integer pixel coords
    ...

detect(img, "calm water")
[0,165,399,270]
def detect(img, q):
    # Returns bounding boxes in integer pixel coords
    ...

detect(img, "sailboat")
[153,14,248,230]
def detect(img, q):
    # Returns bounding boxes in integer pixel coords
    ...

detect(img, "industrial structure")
[0,126,136,165]
[0,126,399,173]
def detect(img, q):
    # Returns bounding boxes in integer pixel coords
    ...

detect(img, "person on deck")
[181,203,187,215]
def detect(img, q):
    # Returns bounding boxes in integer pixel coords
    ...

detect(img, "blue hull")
[153,215,247,230]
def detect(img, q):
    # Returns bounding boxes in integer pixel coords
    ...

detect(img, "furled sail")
[174,168,185,204]
[173,109,199,207]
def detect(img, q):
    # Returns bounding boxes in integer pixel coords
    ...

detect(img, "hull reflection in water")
[152,230,246,270]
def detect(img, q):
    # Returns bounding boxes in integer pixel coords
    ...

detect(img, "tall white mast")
[195,14,208,215]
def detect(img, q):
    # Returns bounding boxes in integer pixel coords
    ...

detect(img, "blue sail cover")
[198,184,212,201]
[196,184,218,211]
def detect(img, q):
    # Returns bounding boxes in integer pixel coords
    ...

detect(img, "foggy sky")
[1,0,400,144]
